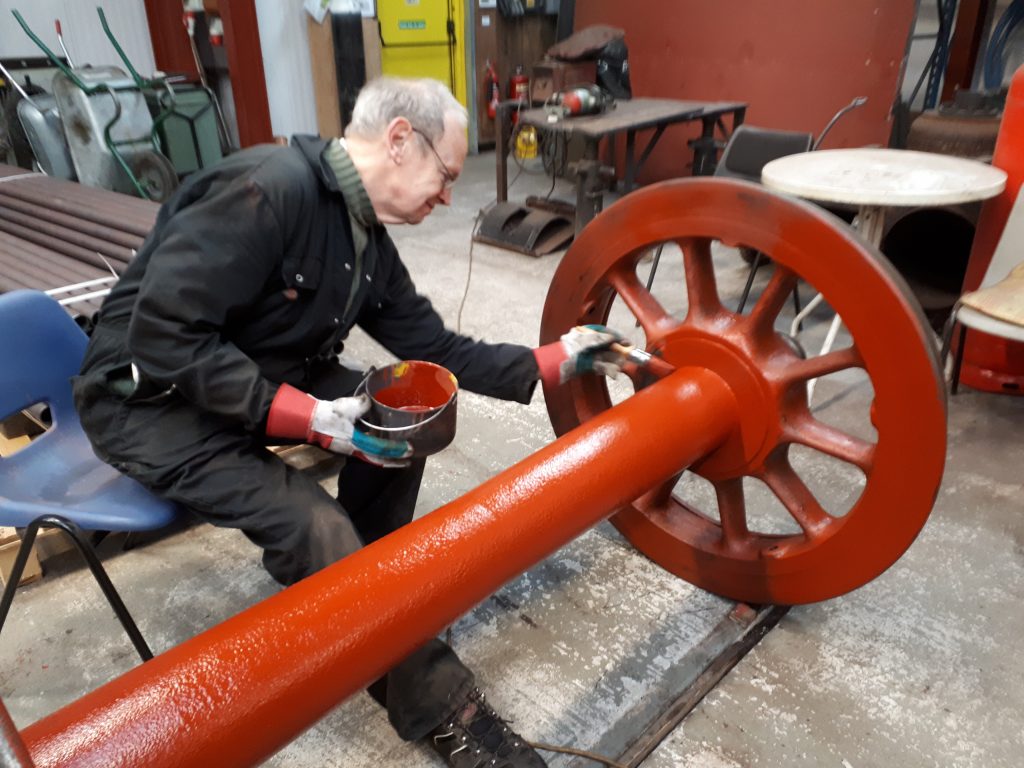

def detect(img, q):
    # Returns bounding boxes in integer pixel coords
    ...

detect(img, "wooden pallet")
[0,526,42,588]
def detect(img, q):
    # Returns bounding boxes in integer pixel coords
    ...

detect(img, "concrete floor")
[2,151,1022,767]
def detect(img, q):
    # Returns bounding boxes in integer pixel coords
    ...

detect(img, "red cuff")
[533,342,568,389]
[266,383,316,440]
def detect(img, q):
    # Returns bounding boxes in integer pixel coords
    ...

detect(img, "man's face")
[392,114,467,224]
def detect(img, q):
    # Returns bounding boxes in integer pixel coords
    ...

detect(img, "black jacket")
[74,136,539,433]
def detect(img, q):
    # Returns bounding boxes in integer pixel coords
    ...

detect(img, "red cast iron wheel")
[540,178,947,605]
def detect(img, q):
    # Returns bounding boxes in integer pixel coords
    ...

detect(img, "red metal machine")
[13,179,946,767]
[958,64,1024,394]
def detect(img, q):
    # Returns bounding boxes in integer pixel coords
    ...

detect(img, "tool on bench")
[546,85,616,120]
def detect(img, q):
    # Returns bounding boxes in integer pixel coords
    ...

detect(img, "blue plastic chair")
[0,290,180,661]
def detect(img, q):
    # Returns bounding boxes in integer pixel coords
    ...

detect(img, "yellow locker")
[377,0,468,108]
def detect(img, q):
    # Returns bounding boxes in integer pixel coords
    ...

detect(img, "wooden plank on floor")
[566,603,789,768]
[0,526,43,588]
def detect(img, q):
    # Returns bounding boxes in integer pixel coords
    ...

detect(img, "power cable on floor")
[507,161,525,192]
[456,210,484,334]
[444,611,626,768]
[542,166,557,200]
[528,740,628,768]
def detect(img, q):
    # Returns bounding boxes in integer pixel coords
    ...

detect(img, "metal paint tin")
[357,361,458,456]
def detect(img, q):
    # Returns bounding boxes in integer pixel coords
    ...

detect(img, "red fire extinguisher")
[508,64,529,125]
[508,64,529,101]
[485,59,500,120]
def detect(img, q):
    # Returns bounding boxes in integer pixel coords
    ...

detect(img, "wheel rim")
[130,150,178,203]
[540,178,947,605]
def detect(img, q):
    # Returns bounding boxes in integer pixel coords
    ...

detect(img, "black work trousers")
[77,367,475,741]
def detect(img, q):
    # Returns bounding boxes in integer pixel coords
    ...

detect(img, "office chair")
[941,188,1024,394]
[714,125,814,313]
[0,290,180,662]
[642,99,865,323]
[638,125,812,322]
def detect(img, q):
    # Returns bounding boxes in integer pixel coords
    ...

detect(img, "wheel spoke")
[761,453,833,537]
[747,265,800,336]
[606,262,678,338]
[645,470,685,508]
[781,345,864,384]
[713,477,751,550]
[680,237,723,323]
[786,415,875,472]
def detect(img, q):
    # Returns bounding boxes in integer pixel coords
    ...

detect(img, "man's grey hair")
[346,77,468,143]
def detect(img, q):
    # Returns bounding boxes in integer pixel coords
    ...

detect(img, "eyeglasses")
[411,127,457,190]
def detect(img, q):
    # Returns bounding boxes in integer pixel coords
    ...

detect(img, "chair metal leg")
[790,291,826,337]
[737,251,765,313]
[0,515,153,662]
[637,243,665,327]
[644,243,664,293]
[792,283,802,331]
[806,313,845,405]
[950,324,967,395]
[939,307,965,395]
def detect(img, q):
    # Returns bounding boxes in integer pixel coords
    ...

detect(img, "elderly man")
[73,77,623,767]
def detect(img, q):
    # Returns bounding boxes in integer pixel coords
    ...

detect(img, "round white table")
[761,148,1007,399]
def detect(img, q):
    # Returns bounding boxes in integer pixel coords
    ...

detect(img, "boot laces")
[430,688,537,767]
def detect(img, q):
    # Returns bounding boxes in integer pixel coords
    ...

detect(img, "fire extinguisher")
[508,64,529,125]
[485,59,500,120]
[508,64,529,101]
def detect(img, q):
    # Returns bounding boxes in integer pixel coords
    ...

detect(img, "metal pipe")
[0,178,156,237]
[0,240,104,285]
[0,205,136,264]
[0,217,134,268]
[0,260,47,292]
[0,203,153,242]
[23,368,739,768]
[0,234,113,280]
[54,288,112,306]
[0,61,38,107]
[44,276,118,295]
[0,698,34,768]
[0,195,143,249]
[54,20,75,70]
[812,96,869,151]
[0,189,156,237]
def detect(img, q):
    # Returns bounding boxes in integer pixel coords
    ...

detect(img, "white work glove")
[266,384,412,468]
[533,324,627,386]
[310,394,413,467]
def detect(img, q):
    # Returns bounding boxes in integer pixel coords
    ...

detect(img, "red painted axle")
[24,368,737,768]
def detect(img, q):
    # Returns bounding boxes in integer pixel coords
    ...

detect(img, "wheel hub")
[654,326,784,481]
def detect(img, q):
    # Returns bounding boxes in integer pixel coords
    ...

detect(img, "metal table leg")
[806,205,886,404]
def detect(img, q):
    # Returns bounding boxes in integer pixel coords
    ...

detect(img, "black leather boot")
[427,687,547,767]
